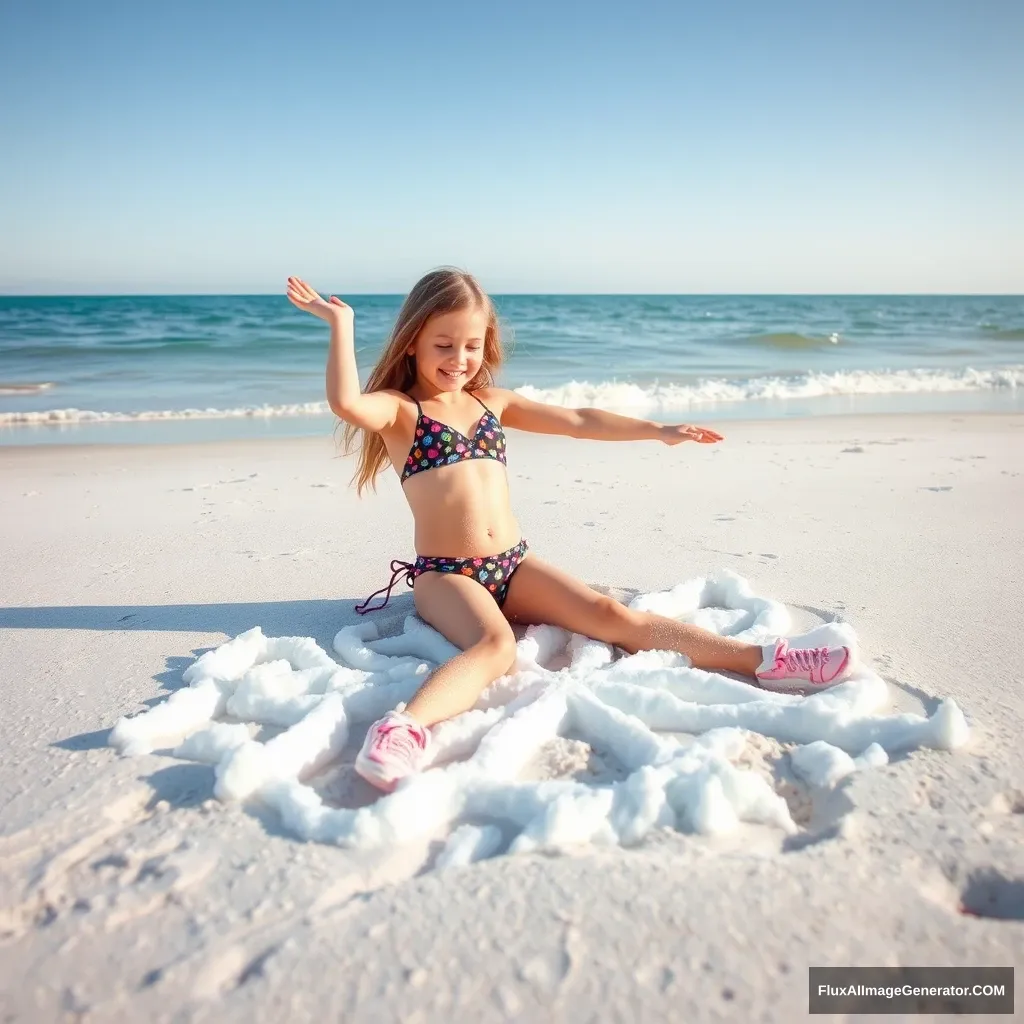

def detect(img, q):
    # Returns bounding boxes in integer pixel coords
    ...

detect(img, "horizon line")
[2,291,1023,299]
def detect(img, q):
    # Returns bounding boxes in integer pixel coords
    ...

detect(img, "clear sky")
[1,0,1021,294]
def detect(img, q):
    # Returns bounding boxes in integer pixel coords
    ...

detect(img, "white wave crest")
[514,366,1023,410]
[0,400,332,426]
[1,365,1021,427]
[0,382,54,396]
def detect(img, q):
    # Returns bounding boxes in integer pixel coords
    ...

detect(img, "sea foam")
[3,365,1020,426]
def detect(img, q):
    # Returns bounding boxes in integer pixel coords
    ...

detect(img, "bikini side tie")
[354,559,416,614]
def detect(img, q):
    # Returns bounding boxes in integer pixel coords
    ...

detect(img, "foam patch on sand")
[110,570,969,862]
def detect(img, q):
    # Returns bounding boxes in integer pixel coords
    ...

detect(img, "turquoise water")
[1,294,1022,445]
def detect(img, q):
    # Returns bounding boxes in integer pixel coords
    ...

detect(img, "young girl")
[286,270,852,792]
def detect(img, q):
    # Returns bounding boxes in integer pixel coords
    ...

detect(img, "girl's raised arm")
[286,277,400,433]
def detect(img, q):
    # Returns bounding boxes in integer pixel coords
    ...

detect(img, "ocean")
[1,293,1022,446]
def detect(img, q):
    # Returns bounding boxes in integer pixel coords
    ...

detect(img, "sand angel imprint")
[110,570,969,868]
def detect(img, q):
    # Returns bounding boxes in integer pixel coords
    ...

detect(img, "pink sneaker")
[354,703,431,792]
[755,638,852,691]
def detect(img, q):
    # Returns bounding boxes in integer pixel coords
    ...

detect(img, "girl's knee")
[476,629,518,672]
[589,597,645,649]
[594,595,638,629]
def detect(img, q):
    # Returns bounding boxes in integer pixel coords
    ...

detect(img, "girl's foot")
[354,703,431,792]
[755,638,852,692]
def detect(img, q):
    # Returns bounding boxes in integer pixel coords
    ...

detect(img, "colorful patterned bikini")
[400,392,506,481]
[355,393,529,614]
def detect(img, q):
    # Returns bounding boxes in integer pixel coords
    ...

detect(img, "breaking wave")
[1,366,1021,426]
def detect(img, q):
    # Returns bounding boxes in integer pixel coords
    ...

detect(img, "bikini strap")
[468,391,493,415]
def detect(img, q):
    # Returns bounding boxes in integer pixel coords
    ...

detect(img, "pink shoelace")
[374,721,424,761]
[780,645,830,672]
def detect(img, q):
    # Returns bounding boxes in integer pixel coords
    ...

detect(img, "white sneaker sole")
[354,755,403,793]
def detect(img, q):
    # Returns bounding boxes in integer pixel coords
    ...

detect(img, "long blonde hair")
[341,267,507,495]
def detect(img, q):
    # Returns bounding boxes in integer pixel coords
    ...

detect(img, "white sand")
[1,412,1022,1022]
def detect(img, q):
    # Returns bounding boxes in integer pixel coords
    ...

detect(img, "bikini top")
[400,392,507,483]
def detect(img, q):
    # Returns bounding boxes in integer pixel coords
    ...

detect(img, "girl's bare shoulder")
[373,388,418,432]
[476,386,514,418]
[374,387,414,404]
[333,388,416,437]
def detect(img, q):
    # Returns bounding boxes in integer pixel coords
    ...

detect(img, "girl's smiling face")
[409,308,489,393]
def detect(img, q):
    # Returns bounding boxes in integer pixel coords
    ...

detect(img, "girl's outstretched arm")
[497,389,722,444]
[286,277,400,432]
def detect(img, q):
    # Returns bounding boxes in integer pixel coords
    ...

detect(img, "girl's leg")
[402,571,519,727]
[501,555,764,678]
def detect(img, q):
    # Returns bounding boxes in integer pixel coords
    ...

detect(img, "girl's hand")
[659,423,723,445]
[286,276,354,325]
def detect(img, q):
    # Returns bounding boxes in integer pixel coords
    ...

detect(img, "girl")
[286,270,852,792]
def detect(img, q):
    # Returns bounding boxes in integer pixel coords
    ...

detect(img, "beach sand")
[1,412,1022,1022]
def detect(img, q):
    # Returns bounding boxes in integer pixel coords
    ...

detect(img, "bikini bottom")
[355,539,529,615]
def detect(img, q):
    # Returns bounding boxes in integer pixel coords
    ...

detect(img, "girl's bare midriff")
[381,394,522,558]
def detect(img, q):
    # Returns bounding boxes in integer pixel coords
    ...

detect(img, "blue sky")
[1,0,1021,294]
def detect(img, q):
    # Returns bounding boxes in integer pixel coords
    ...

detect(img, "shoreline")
[0,406,1022,458]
